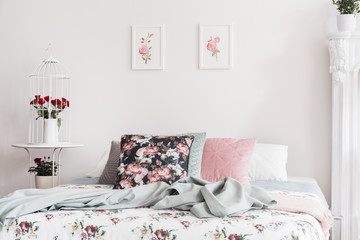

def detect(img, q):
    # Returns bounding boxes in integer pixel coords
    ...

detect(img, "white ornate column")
[329,33,360,240]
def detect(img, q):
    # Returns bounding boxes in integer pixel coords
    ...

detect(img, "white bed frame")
[329,32,360,240]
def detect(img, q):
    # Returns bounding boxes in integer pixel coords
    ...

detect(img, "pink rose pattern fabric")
[114,135,194,189]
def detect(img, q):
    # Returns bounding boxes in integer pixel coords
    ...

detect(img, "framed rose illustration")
[132,25,165,70]
[199,24,233,69]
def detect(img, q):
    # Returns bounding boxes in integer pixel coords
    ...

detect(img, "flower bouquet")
[30,95,69,128]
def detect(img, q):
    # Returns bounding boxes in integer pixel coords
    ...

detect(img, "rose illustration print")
[206,36,220,61]
[139,33,154,64]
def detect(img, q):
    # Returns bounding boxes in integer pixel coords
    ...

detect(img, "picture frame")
[132,25,165,70]
[198,24,233,70]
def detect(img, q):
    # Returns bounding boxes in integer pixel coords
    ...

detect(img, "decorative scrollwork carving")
[332,71,345,84]
[329,39,348,74]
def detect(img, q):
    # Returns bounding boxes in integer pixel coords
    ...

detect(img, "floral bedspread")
[0,185,326,240]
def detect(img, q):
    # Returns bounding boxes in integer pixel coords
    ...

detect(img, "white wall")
[0,0,338,202]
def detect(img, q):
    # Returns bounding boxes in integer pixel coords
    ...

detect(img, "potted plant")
[28,157,58,189]
[333,0,360,32]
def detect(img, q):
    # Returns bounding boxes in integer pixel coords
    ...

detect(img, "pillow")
[86,147,110,178]
[98,141,121,184]
[200,138,257,185]
[248,143,288,181]
[113,135,195,189]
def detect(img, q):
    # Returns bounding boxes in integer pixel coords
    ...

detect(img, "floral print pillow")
[113,135,194,189]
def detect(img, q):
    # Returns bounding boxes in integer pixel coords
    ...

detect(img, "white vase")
[337,14,356,32]
[43,119,59,144]
[35,175,58,189]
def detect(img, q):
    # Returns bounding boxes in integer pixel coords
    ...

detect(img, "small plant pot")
[337,14,356,32]
[35,175,58,189]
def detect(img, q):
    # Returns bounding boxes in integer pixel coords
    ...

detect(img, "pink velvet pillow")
[200,138,258,185]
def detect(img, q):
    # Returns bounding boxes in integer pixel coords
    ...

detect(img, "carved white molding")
[329,39,348,75]
[329,33,360,240]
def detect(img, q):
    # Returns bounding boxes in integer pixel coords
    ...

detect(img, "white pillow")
[248,143,288,181]
[86,148,110,178]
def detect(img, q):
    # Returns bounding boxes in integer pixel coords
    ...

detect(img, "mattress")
[0,177,331,240]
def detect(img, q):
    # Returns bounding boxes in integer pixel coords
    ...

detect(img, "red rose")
[119,179,132,188]
[228,234,242,240]
[61,98,70,107]
[154,229,167,240]
[37,98,45,105]
[84,225,96,237]
[181,221,190,228]
[51,99,62,106]
[44,96,50,102]
[124,163,143,175]
[34,95,41,100]
[14,228,21,237]
[111,218,120,224]
[122,142,134,151]
[146,173,161,184]
[30,100,37,104]
[255,224,265,232]
[80,232,87,240]
[66,100,70,107]
[154,167,172,180]
[19,221,30,233]
[144,146,159,155]
[176,143,189,156]
[34,158,42,164]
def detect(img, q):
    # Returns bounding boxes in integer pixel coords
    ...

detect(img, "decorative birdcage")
[28,53,71,145]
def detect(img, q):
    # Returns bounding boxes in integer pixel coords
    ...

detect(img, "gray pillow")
[97,132,206,184]
[185,132,206,177]
[97,141,120,184]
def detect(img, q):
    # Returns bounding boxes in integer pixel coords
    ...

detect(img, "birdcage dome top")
[30,56,70,79]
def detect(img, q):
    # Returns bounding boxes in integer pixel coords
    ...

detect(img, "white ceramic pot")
[35,175,58,189]
[43,119,59,144]
[337,14,356,32]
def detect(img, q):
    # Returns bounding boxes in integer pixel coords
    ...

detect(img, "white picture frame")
[199,24,233,69]
[132,25,165,70]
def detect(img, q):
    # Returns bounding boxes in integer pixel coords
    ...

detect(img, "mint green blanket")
[0,177,276,230]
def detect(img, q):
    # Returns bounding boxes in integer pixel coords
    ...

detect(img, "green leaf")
[333,0,360,14]
[149,46,152,49]
[57,118,62,128]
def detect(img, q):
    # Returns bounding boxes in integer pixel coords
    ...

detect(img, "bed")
[0,176,331,240]
[0,136,333,240]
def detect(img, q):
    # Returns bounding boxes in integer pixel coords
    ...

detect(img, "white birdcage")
[28,49,71,145]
